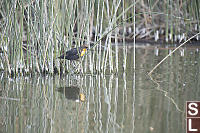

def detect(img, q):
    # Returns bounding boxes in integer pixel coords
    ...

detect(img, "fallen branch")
[148,32,200,75]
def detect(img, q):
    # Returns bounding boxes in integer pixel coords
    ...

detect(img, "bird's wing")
[70,48,78,54]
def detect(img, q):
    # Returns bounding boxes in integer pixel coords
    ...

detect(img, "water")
[0,45,200,133]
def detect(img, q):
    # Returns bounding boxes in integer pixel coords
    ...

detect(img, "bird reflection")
[57,86,85,102]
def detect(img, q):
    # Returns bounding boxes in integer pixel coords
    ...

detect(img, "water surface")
[0,45,200,133]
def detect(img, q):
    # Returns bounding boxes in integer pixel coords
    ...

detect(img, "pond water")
[0,45,200,133]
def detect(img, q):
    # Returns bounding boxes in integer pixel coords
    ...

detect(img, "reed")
[0,0,199,76]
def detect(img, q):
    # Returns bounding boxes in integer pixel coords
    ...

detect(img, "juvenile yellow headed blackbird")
[58,45,88,60]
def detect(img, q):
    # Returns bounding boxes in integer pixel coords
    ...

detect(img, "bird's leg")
[73,60,82,74]
[69,61,76,73]
[72,61,77,70]
[69,60,82,74]
[72,61,81,74]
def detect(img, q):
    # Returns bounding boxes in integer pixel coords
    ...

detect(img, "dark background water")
[0,45,200,133]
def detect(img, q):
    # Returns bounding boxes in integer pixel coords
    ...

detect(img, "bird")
[58,45,88,60]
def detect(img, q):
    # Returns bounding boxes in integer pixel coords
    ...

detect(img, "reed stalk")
[122,1,127,71]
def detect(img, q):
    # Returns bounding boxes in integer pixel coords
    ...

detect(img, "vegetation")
[0,0,199,75]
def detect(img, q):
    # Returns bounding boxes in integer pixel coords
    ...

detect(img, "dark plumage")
[57,86,80,101]
[56,86,85,102]
[58,45,88,60]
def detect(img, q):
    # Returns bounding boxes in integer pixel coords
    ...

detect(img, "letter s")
[188,103,198,116]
